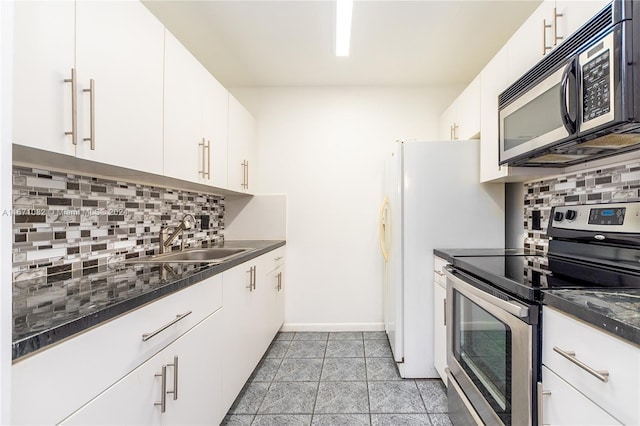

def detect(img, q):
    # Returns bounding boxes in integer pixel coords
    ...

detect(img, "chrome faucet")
[159,214,196,254]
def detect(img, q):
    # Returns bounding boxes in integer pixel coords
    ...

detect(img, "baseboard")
[280,322,385,332]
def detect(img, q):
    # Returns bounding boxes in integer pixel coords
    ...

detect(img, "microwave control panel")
[582,48,611,122]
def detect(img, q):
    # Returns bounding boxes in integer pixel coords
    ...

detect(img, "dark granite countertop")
[12,240,285,360]
[543,289,640,347]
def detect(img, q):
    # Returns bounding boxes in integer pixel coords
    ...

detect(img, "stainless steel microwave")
[499,0,640,167]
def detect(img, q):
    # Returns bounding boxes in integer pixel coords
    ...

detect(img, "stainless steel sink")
[127,247,253,264]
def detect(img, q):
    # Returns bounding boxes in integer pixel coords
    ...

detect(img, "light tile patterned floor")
[222,331,453,426]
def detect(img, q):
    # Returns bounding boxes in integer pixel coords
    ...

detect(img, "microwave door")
[499,62,577,164]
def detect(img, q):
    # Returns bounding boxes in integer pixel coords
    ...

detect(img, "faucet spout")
[159,214,196,254]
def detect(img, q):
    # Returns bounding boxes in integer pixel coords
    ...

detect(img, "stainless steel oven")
[445,267,540,426]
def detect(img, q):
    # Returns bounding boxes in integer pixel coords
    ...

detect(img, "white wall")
[0,1,13,421]
[231,86,461,330]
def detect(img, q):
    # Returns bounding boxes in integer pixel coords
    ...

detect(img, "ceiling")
[142,0,542,88]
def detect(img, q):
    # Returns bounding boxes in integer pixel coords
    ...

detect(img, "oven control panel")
[549,202,640,233]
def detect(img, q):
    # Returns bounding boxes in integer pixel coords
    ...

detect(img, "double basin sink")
[127,247,253,264]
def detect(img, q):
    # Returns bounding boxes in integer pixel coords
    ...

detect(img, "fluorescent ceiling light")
[335,0,353,56]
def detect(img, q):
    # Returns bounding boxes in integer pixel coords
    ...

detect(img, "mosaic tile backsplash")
[12,166,224,282]
[524,159,640,252]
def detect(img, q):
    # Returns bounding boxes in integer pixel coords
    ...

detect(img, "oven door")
[499,60,578,165]
[445,268,537,426]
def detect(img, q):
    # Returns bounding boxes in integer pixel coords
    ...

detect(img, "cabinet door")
[75,0,164,174]
[265,265,285,344]
[506,0,556,83]
[221,262,263,410]
[164,30,206,184]
[541,366,622,426]
[480,47,510,182]
[456,76,481,140]
[555,0,610,42]
[61,311,223,426]
[433,280,447,384]
[161,311,224,426]
[228,94,257,193]
[12,0,76,156]
[202,75,229,188]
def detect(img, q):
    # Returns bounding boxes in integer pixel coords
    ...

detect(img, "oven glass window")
[504,84,564,151]
[453,292,512,425]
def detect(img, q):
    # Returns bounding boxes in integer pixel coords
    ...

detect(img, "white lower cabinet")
[542,307,640,425]
[541,366,621,426]
[61,310,223,426]
[433,256,448,384]
[222,249,285,412]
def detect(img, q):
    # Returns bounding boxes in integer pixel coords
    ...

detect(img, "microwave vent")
[579,133,640,148]
[499,4,614,109]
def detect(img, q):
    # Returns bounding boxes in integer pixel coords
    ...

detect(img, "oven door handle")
[445,269,530,319]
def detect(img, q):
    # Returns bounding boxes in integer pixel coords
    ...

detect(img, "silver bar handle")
[247,266,255,291]
[452,123,458,140]
[275,256,283,261]
[63,68,77,145]
[445,269,529,318]
[434,270,445,277]
[199,138,211,179]
[206,140,211,179]
[445,368,484,425]
[154,365,167,413]
[537,382,551,426]
[83,79,95,150]
[450,125,454,141]
[253,265,257,290]
[553,346,609,382]
[245,160,249,189]
[443,298,447,326]
[553,8,563,46]
[142,311,193,342]
[543,19,553,54]
[167,356,178,400]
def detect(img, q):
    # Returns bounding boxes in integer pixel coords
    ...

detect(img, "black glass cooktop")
[451,253,640,303]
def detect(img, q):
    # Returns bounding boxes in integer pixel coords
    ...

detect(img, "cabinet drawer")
[12,275,222,426]
[543,307,640,425]
[266,246,285,274]
[433,255,448,286]
[541,366,622,425]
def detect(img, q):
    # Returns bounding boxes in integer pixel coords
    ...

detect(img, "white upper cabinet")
[228,94,257,194]
[439,76,481,141]
[164,31,228,188]
[74,1,164,174]
[13,0,165,175]
[506,0,556,83]
[12,0,76,156]
[555,1,611,46]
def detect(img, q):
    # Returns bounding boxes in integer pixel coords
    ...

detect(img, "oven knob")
[554,211,564,222]
[566,210,577,221]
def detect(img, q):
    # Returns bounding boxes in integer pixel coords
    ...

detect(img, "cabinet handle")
[142,311,193,342]
[247,266,256,291]
[154,365,167,413]
[434,270,445,277]
[450,125,454,141]
[553,7,563,46]
[167,356,179,400]
[443,298,447,326]
[543,19,553,54]
[277,271,282,291]
[537,382,552,426]
[199,139,210,179]
[453,123,458,140]
[83,79,96,150]
[553,346,609,382]
[275,256,283,261]
[63,68,77,145]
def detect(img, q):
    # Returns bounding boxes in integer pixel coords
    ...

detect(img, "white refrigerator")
[379,140,505,378]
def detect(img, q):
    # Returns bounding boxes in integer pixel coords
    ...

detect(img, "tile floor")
[222,331,453,426]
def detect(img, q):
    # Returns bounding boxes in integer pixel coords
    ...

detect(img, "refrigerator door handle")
[379,196,390,262]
